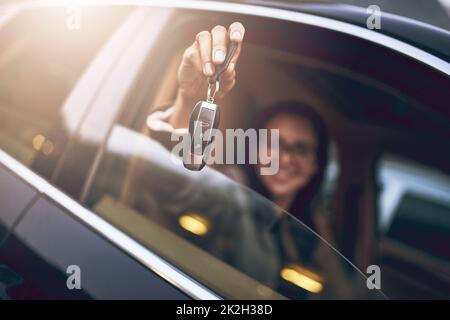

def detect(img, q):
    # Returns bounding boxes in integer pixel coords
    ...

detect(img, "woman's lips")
[271,169,297,183]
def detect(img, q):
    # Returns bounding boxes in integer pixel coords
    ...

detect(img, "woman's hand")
[169,22,245,128]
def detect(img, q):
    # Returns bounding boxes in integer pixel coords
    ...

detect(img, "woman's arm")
[168,22,245,129]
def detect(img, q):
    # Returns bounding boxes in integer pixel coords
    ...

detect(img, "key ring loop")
[207,80,220,103]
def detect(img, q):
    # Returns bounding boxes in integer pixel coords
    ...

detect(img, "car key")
[183,42,238,171]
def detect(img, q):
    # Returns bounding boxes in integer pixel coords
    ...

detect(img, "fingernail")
[214,49,225,63]
[228,62,235,72]
[231,31,241,41]
[204,62,214,76]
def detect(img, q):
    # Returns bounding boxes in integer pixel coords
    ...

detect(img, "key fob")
[184,100,220,171]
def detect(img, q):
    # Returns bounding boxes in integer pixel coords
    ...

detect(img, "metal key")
[184,42,237,171]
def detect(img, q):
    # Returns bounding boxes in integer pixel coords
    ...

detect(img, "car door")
[89,2,447,299]
[0,160,190,299]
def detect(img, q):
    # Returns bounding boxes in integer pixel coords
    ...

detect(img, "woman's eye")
[293,144,313,156]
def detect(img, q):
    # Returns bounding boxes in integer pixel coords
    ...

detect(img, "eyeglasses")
[275,138,317,161]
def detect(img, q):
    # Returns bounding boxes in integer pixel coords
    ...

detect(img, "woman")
[246,101,329,231]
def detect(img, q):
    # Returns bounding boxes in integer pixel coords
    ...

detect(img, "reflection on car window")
[0,7,129,176]
[85,124,384,299]
[377,155,450,261]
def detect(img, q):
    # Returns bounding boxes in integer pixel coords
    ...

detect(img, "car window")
[71,7,406,300]
[84,124,382,299]
[377,155,450,261]
[0,7,130,179]
[47,2,450,299]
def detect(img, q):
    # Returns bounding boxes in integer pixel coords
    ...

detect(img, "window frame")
[82,3,450,277]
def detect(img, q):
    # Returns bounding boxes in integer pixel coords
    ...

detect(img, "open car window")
[84,124,385,299]
[15,3,446,299]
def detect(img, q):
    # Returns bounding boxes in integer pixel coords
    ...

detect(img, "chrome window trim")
[13,0,450,77]
[0,149,221,300]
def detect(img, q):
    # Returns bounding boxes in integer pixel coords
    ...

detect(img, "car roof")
[239,0,450,62]
[5,0,450,68]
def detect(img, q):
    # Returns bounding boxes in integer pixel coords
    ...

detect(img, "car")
[0,0,449,299]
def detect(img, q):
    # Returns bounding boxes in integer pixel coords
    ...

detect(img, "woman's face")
[256,113,319,200]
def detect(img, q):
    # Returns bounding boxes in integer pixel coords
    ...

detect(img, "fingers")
[217,78,236,99]
[196,30,214,76]
[220,68,235,83]
[229,21,245,43]
[211,25,228,64]
[182,44,202,75]
[219,66,236,97]
[228,22,245,69]
[189,22,245,79]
